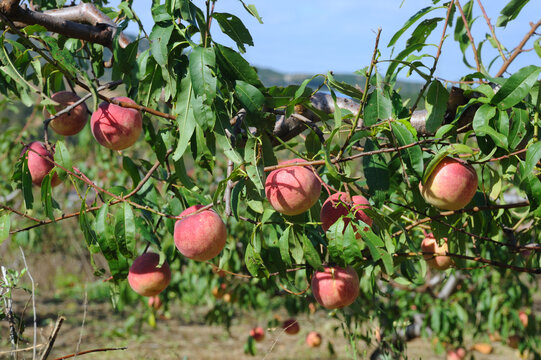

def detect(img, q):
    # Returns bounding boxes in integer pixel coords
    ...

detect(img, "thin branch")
[40,316,65,360]
[475,0,506,61]
[19,247,37,360]
[455,0,481,72]
[52,347,127,360]
[495,18,541,77]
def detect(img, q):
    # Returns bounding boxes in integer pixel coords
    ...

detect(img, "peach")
[91,97,142,150]
[21,141,61,187]
[174,205,227,261]
[127,252,171,297]
[148,295,163,310]
[419,157,478,210]
[45,91,88,136]
[421,234,453,270]
[249,326,265,342]
[306,331,322,347]
[282,318,300,335]
[265,158,321,215]
[446,348,466,360]
[311,266,360,309]
[508,334,520,349]
[320,192,372,234]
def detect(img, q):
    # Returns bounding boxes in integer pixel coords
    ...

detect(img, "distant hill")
[256,67,423,104]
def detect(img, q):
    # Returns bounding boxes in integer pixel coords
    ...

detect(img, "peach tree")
[0,0,540,358]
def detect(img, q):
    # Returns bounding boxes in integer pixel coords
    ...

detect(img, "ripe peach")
[419,157,478,210]
[306,331,322,347]
[282,318,300,335]
[21,141,61,187]
[148,295,163,310]
[174,205,227,261]
[90,97,142,150]
[421,234,453,270]
[320,192,372,234]
[265,158,321,216]
[127,252,171,297]
[249,326,265,342]
[446,348,466,360]
[311,266,360,309]
[211,284,226,299]
[45,91,88,136]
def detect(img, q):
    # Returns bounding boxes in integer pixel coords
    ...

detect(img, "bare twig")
[475,0,506,61]
[52,347,127,360]
[455,0,481,72]
[19,247,38,360]
[495,19,541,77]
[40,316,65,360]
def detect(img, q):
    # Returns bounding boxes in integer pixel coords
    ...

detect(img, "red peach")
[421,234,453,270]
[127,252,171,297]
[174,205,227,261]
[148,295,163,310]
[265,158,321,216]
[46,91,88,136]
[419,157,478,210]
[21,141,61,187]
[306,331,322,347]
[282,318,300,335]
[311,266,360,309]
[320,192,372,234]
[250,326,265,342]
[446,348,466,360]
[91,97,142,150]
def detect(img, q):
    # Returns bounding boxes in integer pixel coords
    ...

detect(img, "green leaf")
[406,17,443,49]
[508,108,529,149]
[244,137,264,190]
[392,121,424,178]
[472,103,497,130]
[189,46,216,103]
[40,173,54,221]
[534,38,541,58]
[424,80,449,133]
[496,0,530,27]
[279,226,293,268]
[363,140,390,192]
[79,201,97,247]
[524,141,541,176]
[122,156,141,187]
[491,65,541,109]
[327,72,364,100]
[245,242,268,277]
[364,89,392,126]
[301,233,322,270]
[240,1,263,24]
[172,73,196,161]
[149,23,174,66]
[0,214,10,244]
[454,1,473,54]
[215,44,262,87]
[475,125,508,149]
[388,6,444,47]
[212,13,254,53]
[379,250,394,275]
[235,80,265,112]
[21,155,33,210]
[116,203,136,259]
[54,140,71,180]
[95,204,117,261]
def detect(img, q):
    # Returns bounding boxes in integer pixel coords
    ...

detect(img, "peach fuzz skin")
[45,91,88,136]
[174,205,227,261]
[419,157,478,210]
[320,192,372,233]
[265,158,321,216]
[311,266,360,309]
[21,141,61,187]
[127,252,171,297]
[282,318,300,335]
[305,331,322,347]
[421,234,453,270]
[90,97,142,150]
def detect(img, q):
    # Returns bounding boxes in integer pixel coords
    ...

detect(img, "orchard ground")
[1,242,537,359]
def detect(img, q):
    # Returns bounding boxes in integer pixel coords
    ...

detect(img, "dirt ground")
[0,250,533,360]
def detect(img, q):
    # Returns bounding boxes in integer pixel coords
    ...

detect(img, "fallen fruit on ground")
[470,343,493,354]
[90,97,142,150]
[508,334,520,349]
[306,331,322,347]
[282,318,300,335]
[265,158,321,215]
[320,191,372,234]
[21,141,61,187]
[419,156,478,210]
[127,252,171,297]
[311,266,360,309]
[249,326,265,342]
[46,91,88,136]
[421,234,453,270]
[174,205,227,261]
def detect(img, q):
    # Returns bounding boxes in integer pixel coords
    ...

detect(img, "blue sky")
[120,1,541,81]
